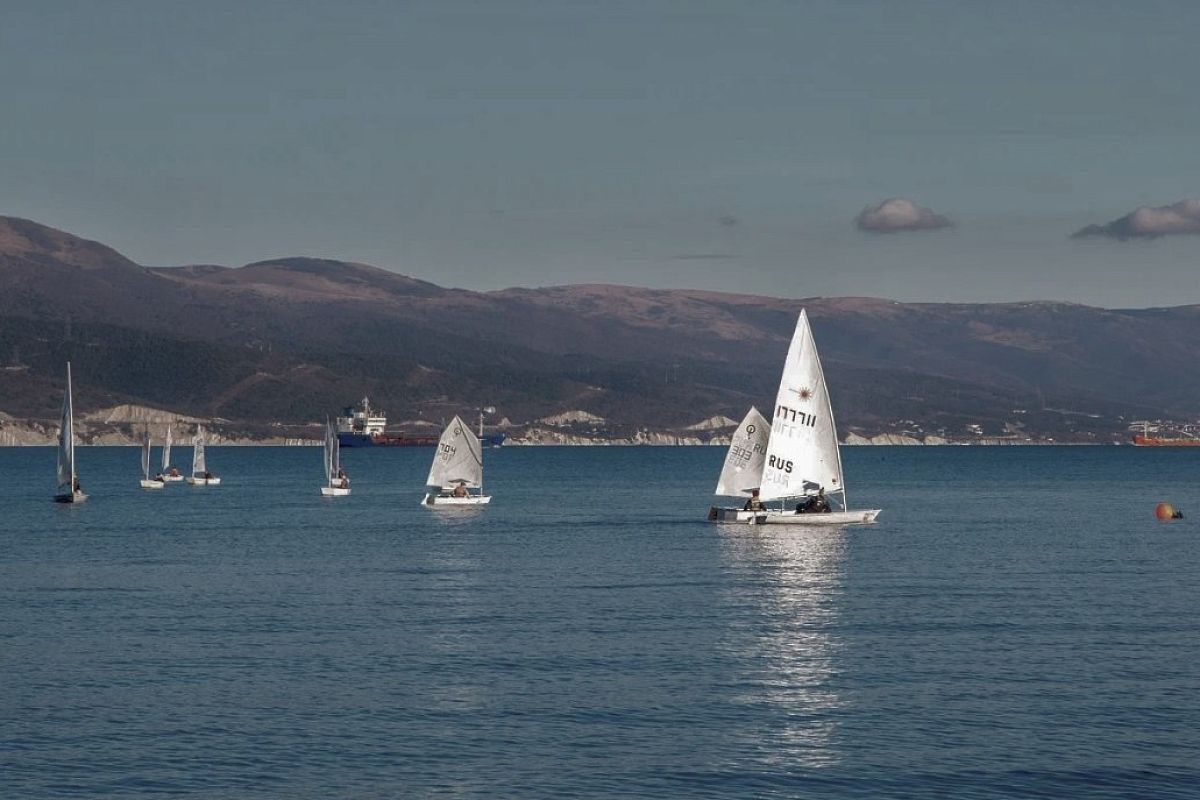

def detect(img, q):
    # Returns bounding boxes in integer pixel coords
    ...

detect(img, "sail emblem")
[793,386,814,402]
[746,423,757,435]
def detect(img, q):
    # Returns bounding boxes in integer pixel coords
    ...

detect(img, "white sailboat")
[161,424,183,482]
[53,362,87,503]
[706,406,770,518]
[321,418,350,496]
[422,415,491,506]
[186,424,221,486]
[709,309,880,526]
[139,429,165,489]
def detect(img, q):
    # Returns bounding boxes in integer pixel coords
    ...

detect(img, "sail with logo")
[422,415,491,506]
[708,309,880,525]
[187,424,221,486]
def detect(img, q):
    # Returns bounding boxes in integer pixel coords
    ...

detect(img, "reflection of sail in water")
[720,526,847,768]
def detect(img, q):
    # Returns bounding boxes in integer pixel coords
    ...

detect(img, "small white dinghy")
[708,309,880,526]
[139,429,165,489]
[53,362,87,504]
[320,418,350,497]
[160,424,184,482]
[422,415,491,506]
[186,425,222,486]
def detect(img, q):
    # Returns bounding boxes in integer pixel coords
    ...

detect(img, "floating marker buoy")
[1155,502,1176,521]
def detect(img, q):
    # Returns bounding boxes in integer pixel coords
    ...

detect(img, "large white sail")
[324,418,338,485]
[759,309,845,502]
[56,362,75,491]
[425,415,483,489]
[714,406,770,497]
[192,425,207,477]
[162,424,173,471]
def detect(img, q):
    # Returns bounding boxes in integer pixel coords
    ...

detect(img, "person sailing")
[337,467,349,490]
[796,487,831,514]
[743,488,766,513]
[451,480,469,498]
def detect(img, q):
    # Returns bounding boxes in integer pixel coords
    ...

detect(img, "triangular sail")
[759,310,845,502]
[323,418,336,485]
[141,429,152,480]
[162,424,173,471]
[714,406,770,497]
[425,415,483,489]
[56,362,75,491]
[192,425,206,477]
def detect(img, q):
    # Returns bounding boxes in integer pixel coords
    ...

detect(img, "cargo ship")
[1130,421,1200,446]
[336,397,505,448]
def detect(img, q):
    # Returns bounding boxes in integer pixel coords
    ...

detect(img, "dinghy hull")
[422,494,491,507]
[321,486,351,497]
[187,477,222,486]
[53,491,88,504]
[708,506,880,525]
[139,480,165,490]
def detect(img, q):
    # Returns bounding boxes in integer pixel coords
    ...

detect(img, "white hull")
[321,486,351,497]
[161,474,184,483]
[139,479,165,490]
[53,490,88,504]
[187,477,222,486]
[422,494,491,506]
[708,506,880,526]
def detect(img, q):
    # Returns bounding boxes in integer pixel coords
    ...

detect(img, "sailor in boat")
[203,471,214,480]
[73,476,83,495]
[451,480,469,498]
[154,472,166,483]
[796,487,832,514]
[743,489,766,513]
[337,468,349,490]
[168,467,180,478]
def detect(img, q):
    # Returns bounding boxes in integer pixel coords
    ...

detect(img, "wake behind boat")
[53,362,87,504]
[422,415,491,506]
[708,309,880,526]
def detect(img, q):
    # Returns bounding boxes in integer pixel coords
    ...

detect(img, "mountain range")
[2,214,1198,442]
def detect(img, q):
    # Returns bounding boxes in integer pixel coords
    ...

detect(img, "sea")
[1,445,1197,799]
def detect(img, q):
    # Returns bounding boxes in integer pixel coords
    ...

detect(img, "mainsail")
[162,424,173,471]
[714,406,770,497]
[425,415,483,489]
[141,430,152,480]
[324,418,338,485]
[56,362,75,491]
[192,425,207,477]
[759,310,845,502]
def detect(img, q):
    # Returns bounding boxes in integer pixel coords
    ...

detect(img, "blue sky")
[2,0,1197,306]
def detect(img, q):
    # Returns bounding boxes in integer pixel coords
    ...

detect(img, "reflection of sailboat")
[710,310,880,525]
[186,425,221,486]
[321,418,350,496]
[139,429,165,489]
[53,362,87,504]
[719,525,846,767]
[422,415,491,506]
[161,424,183,482]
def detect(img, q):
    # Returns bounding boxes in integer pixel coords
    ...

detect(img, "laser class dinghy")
[320,418,350,497]
[53,362,87,504]
[708,309,880,526]
[422,415,491,506]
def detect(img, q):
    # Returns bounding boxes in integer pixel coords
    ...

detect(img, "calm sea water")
[1,445,1198,799]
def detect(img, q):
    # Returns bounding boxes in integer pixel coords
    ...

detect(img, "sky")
[1,0,1197,307]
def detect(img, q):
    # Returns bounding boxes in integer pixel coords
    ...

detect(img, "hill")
[3,214,1199,442]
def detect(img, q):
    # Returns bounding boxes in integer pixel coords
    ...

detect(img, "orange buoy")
[1155,502,1176,520]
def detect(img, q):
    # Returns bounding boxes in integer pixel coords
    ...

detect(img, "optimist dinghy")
[139,430,165,489]
[186,425,222,486]
[422,415,491,506]
[160,424,183,482]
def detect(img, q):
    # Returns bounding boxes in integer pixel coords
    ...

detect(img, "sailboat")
[422,415,491,506]
[53,362,87,503]
[707,406,770,516]
[139,429,165,489]
[708,310,880,525]
[186,424,221,486]
[160,424,183,482]
[321,418,350,496]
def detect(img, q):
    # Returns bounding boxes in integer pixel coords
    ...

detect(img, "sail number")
[768,455,793,475]
[776,404,818,427]
[730,442,766,463]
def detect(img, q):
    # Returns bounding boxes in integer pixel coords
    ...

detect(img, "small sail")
[759,310,845,502]
[162,424,173,471]
[56,363,75,491]
[192,425,207,477]
[141,430,152,480]
[714,406,770,497]
[425,415,483,489]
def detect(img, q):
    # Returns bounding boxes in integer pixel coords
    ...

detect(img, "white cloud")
[1073,199,1200,240]
[855,198,952,233]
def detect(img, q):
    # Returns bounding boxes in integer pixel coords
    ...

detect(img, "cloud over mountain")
[855,198,952,233]
[1072,199,1200,240]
